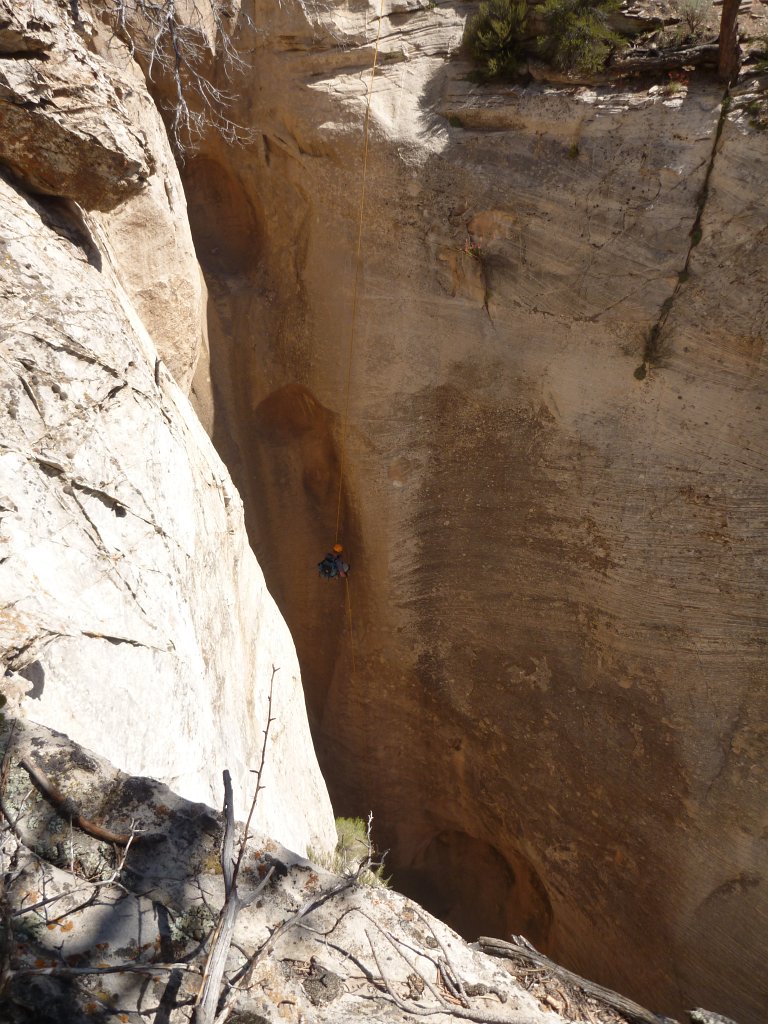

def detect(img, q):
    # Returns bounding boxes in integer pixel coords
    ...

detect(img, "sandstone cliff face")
[0,0,335,858]
[178,2,768,1020]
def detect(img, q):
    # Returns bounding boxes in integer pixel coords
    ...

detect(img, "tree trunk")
[718,0,741,82]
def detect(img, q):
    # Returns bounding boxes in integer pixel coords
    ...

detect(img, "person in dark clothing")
[318,543,349,579]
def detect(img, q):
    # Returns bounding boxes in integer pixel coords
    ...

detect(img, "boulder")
[0,0,151,211]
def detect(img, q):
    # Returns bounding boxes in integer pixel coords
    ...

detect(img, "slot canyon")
[1,0,766,1020]
[175,2,768,1020]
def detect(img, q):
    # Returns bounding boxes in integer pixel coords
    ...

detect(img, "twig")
[103,0,257,152]
[413,909,470,1008]
[362,919,541,1023]
[211,867,369,1024]
[366,928,409,1006]
[13,827,139,919]
[15,961,201,978]
[232,666,277,886]
[0,786,32,835]
[0,724,26,834]
[193,667,278,1024]
[229,872,363,986]
[0,851,14,997]
[0,724,16,792]
[357,910,446,1007]
[320,939,376,984]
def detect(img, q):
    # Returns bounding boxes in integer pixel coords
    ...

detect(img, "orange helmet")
[332,543,344,554]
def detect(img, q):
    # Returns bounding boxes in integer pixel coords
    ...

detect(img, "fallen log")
[527,43,719,85]
[610,42,719,73]
[476,935,676,1024]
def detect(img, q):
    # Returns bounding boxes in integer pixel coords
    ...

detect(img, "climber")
[317,543,349,579]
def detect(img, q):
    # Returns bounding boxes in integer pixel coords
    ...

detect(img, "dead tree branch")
[19,757,165,846]
[477,936,671,1024]
[359,916,541,1024]
[215,868,366,1023]
[193,666,278,1024]
[12,826,140,920]
[15,961,201,978]
[102,0,255,152]
[609,42,719,73]
[233,665,277,884]
[717,0,741,82]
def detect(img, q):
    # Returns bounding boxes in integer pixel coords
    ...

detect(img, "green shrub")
[465,0,529,81]
[674,0,711,41]
[308,816,389,887]
[537,0,625,74]
[334,816,370,870]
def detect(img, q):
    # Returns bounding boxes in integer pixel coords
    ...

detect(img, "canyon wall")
[0,0,335,859]
[180,1,768,1020]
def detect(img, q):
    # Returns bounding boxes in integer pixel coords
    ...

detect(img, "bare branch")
[12,825,140,919]
[19,758,164,847]
[233,666,277,887]
[15,961,201,978]
[102,0,256,152]
[717,0,741,82]
[359,913,543,1023]
[357,910,448,1008]
[221,770,235,897]
[413,909,470,1007]
[478,936,667,1024]
[193,667,278,1024]
[211,865,372,1024]
[0,786,32,835]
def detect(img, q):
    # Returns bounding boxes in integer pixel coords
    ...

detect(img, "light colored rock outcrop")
[0,720,608,1024]
[0,0,334,858]
[180,2,768,1021]
[0,0,207,392]
[0,0,150,211]
[0,0,57,53]
[86,33,210,393]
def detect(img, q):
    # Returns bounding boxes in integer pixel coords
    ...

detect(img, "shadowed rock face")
[164,3,768,1021]
[396,830,555,951]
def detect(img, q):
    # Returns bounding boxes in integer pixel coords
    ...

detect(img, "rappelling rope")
[331,2,387,819]
[334,0,387,546]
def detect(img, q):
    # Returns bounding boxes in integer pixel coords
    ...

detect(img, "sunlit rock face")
[0,0,335,860]
[172,1,768,1019]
